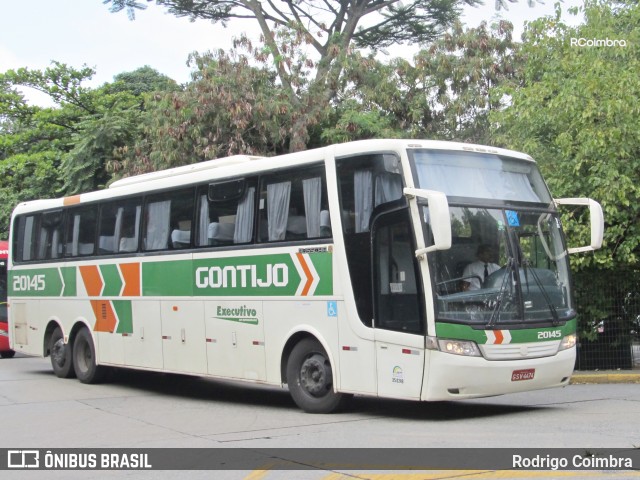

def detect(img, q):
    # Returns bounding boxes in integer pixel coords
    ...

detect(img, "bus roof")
[10,139,535,216]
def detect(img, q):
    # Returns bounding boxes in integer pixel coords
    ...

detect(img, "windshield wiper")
[486,258,514,328]
[521,258,560,325]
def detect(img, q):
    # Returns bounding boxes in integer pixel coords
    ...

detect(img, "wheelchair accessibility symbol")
[327,301,338,317]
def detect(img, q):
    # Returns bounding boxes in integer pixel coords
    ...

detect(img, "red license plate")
[511,368,535,381]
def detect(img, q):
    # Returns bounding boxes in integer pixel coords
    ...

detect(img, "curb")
[570,371,640,384]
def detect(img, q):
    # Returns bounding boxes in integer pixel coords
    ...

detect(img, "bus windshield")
[428,207,574,325]
[409,149,573,326]
[411,149,552,204]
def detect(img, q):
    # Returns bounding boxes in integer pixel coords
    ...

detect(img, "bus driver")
[462,244,500,291]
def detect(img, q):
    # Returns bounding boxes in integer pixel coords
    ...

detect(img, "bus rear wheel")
[49,326,75,378]
[286,338,349,413]
[72,328,105,384]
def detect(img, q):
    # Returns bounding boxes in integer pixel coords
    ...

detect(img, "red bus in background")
[0,240,13,358]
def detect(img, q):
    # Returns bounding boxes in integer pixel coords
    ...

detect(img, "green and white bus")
[7,140,603,413]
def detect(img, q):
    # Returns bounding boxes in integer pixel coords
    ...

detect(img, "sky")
[0,0,582,104]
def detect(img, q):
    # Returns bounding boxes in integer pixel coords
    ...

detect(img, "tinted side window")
[13,215,38,262]
[36,211,64,260]
[144,188,195,251]
[258,167,331,242]
[65,206,98,257]
[99,198,142,254]
[195,179,257,247]
[337,154,403,234]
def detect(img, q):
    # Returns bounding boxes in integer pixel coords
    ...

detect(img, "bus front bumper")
[421,347,576,401]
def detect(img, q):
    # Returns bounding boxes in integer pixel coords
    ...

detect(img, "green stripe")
[100,264,123,296]
[309,252,333,295]
[9,268,63,297]
[61,267,76,296]
[143,260,194,296]
[435,318,577,343]
[113,300,133,334]
[10,251,334,298]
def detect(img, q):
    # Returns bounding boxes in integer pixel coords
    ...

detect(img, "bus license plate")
[511,369,535,381]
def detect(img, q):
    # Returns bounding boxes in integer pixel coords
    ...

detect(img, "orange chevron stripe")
[119,263,141,296]
[296,253,313,296]
[91,300,117,333]
[494,330,504,345]
[79,265,103,296]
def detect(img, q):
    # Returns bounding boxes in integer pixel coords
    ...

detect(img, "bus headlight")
[437,339,481,357]
[559,333,577,351]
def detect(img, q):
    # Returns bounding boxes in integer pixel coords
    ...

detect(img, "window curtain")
[267,182,291,241]
[72,214,81,256]
[23,217,35,261]
[354,170,373,233]
[133,205,141,245]
[198,194,209,246]
[112,207,124,253]
[145,200,171,250]
[234,187,255,243]
[51,228,60,259]
[375,172,403,206]
[37,227,48,260]
[303,177,322,238]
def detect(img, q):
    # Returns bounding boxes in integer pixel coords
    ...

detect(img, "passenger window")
[337,154,403,234]
[144,189,194,251]
[36,211,64,260]
[196,179,257,247]
[13,215,38,262]
[64,206,98,257]
[258,168,331,242]
[99,198,142,254]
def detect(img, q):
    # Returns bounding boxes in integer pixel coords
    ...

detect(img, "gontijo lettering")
[196,263,288,289]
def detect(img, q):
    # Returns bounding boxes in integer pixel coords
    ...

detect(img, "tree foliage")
[109,44,293,177]
[491,0,640,270]
[322,19,519,144]
[103,0,480,151]
[0,64,175,234]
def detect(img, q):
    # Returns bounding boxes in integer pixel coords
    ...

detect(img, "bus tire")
[286,338,349,413]
[1,350,16,359]
[49,326,75,378]
[72,328,105,384]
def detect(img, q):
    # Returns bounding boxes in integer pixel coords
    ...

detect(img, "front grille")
[479,341,561,360]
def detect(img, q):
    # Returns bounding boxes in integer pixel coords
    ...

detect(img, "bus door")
[372,208,425,399]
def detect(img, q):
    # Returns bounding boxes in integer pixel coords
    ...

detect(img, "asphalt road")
[1,354,639,479]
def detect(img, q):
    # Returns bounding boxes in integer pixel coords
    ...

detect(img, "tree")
[104,0,481,152]
[62,66,177,192]
[491,0,640,269]
[415,18,520,143]
[0,62,93,235]
[329,19,520,144]
[108,47,293,177]
[0,64,175,233]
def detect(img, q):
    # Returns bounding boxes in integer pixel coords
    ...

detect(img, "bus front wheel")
[286,338,349,413]
[72,328,105,384]
[49,326,75,378]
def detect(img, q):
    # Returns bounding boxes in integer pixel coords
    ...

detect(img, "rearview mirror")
[404,187,452,257]
[554,197,604,253]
